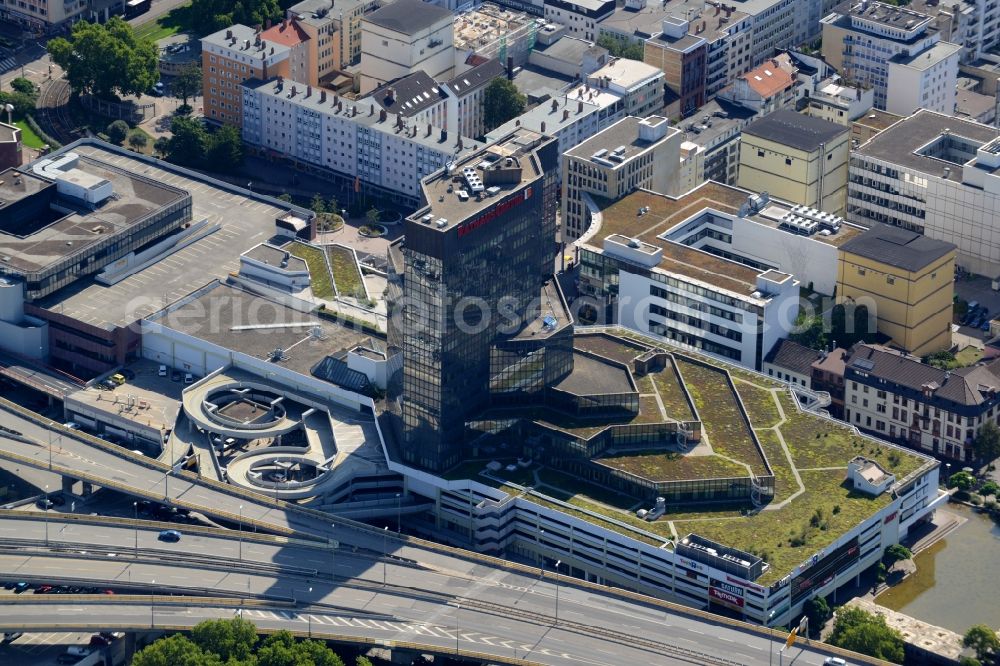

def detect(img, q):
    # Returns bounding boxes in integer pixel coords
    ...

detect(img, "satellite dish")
[3,104,12,113]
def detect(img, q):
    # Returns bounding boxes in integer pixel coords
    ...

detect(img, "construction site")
[454,3,543,67]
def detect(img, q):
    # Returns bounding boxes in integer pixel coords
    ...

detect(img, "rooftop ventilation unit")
[421,213,434,224]
[435,218,448,228]
[486,185,501,196]
[457,189,469,201]
[462,166,484,192]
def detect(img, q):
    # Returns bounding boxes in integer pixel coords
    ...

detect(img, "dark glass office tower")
[387,130,560,472]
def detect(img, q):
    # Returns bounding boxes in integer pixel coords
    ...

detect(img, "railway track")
[35,78,76,145]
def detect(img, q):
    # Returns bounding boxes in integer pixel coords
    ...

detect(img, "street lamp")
[553,559,562,625]
[43,484,49,546]
[382,526,388,587]
[150,579,155,628]
[133,501,138,559]
[330,523,336,583]
[238,504,243,561]
[396,492,401,535]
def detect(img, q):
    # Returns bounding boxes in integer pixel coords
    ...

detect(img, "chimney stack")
[370,103,374,115]
[226,29,232,39]
[440,128,448,142]
[577,100,583,114]
[320,90,327,103]
[427,123,432,136]
[379,109,387,122]
[306,85,312,97]
[563,109,569,121]
[540,121,546,132]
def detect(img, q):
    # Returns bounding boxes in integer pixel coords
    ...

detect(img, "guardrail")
[0,595,285,608]
[0,398,888,665]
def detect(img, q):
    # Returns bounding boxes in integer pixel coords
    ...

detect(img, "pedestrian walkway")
[0,56,17,74]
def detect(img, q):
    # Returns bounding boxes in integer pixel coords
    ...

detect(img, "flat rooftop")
[566,116,676,163]
[0,122,19,144]
[149,281,374,379]
[853,108,904,134]
[742,109,848,152]
[243,243,308,271]
[601,0,747,39]
[0,158,187,275]
[854,108,999,182]
[840,223,955,271]
[454,3,538,52]
[889,40,961,70]
[588,58,662,89]
[847,0,932,30]
[412,129,549,232]
[364,0,451,35]
[37,143,308,330]
[554,351,633,395]
[512,278,573,341]
[452,327,935,584]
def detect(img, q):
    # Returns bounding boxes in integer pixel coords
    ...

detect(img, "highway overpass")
[0,401,889,666]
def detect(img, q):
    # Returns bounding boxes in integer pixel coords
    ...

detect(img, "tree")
[256,631,345,666]
[133,633,220,666]
[187,0,281,34]
[106,119,129,144]
[789,312,828,350]
[483,78,526,133]
[174,64,202,109]
[190,617,257,662]
[10,77,36,95]
[127,130,148,152]
[973,421,1000,465]
[802,597,832,637]
[356,657,374,666]
[205,124,243,172]
[948,471,976,492]
[828,607,905,663]
[883,544,912,564]
[960,658,983,666]
[596,34,644,60]
[154,135,171,157]
[366,207,380,226]
[48,18,158,100]
[311,193,328,215]
[964,624,1000,664]
[167,115,207,166]
[0,90,37,118]
[980,480,1000,497]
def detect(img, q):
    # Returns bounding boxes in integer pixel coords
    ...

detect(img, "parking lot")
[0,631,102,666]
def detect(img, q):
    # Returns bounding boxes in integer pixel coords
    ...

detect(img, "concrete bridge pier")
[61,477,95,497]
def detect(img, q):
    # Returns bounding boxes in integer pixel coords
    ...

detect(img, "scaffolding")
[454,2,542,68]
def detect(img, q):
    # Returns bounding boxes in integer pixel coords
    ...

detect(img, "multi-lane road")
[0,405,885,665]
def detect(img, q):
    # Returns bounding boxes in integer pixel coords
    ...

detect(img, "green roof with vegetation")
[286,242,334,300]
[325,244,365,299]
[444,327,934,585]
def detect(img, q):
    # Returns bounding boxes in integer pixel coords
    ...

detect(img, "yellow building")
[837,225,956,357]
[737,109,850,215]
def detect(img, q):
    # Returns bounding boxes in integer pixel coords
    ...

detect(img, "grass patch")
[287,242,334,300]
[524,492,665,546]
[633,373,655,394]
[135,19,182,42]
[14,119,45,149]
[325,245,364,298]
[652,360,694,421]
[675,357,767,475]
[574,333,649,365]
[734,380,782,427]
[536,467,639,510]
[676,470,893,584]
[776,392,924,477]
[955,345,983,367]
[597,450,747,481]
[134,2,192,42]
[755,429,797,503]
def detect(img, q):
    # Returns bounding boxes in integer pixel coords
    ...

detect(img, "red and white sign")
[709,586,745,608]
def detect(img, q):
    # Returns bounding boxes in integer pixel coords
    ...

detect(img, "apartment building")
[202,25,295,127]
[717,58,799,115]
[821,1,961,115]
[287,0,382,69]
[586,59,664,117]
[837,225,956,357]
[561,116,682,241]
[283,0,343,80]
[738,110,850,214]
[441,59,506,140]
[804,78,874,126]
[485,81,627,166]
[909,0,1000,63]
[643,17,708,118]
[368,72,448,132]
[359,0,455,94]
[241,78,482,205]
[844,343,1000,462]
[847,109,1000,276]
[850,108,903,146]
[765,340,849,417]
[677,99,757,186]
[0,0,86,34]
[543,0,614,41]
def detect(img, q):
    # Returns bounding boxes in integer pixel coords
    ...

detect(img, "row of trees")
[164,116,243,172]
[134,617,374,666]
[48,18,158,100]
[789,303,878,351]
[187,0,282,35]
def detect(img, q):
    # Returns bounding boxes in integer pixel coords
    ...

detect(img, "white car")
[184,373,195,384]
[158,365,168,377]
[824,658,847,666]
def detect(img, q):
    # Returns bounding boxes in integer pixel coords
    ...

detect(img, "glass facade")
[387,133,561,473]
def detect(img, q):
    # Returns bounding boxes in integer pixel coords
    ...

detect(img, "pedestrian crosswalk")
[0,57,17,74]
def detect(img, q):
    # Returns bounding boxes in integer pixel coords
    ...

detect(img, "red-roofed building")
[718,56,799,115]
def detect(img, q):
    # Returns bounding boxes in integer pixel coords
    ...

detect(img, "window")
[886,276,894,285]
[857,267,866,276]
[757,149,765,158]
[785,158,792,165]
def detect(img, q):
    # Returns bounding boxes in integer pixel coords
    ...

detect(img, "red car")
[35,585,53,594]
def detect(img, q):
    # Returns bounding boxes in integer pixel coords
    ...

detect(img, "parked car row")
[961,301,992,331]
[2,581,115,595]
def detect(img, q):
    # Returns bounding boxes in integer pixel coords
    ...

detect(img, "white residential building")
[441,59,507,140]
[821,1,961,115]
[544,0,615,41]
[585,58,665,117]
[242,78,482,205]
[848,109,1000,277]
[359,0,456,94]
